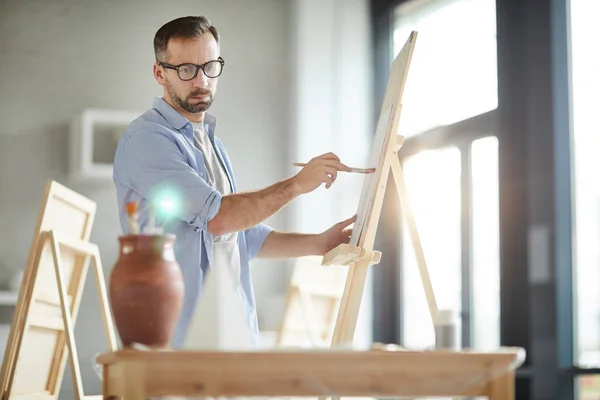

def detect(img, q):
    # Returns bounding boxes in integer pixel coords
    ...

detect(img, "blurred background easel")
[0,181,117,400]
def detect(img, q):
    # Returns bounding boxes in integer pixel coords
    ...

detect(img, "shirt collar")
[152,96,217,139]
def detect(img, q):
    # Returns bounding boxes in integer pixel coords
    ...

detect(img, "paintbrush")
[125,201,140,234]
[293,162,375,174]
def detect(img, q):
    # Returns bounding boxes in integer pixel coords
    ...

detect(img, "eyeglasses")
[158,57,225,80]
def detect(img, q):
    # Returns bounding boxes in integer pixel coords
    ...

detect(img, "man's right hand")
[208,152,351,236]
[291,152,352,194]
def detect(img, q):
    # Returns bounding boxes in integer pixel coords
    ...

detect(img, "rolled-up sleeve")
[119,125,221,232]
[244,223,273,260]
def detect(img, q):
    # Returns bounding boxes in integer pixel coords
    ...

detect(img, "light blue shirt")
[112,97,273,347]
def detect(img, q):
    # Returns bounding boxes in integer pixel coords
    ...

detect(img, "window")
[402,147,462,349]
[578,376,600,400]
[471,136,500,350]
[393,0,497,137]
[393,0,499,351]
[571,0,600,370]
[400,138,500,351]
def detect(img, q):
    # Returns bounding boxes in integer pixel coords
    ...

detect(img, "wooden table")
[96,347,525,400]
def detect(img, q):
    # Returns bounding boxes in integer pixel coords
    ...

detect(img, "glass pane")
[578,376,600,400]
[402,147,461,349]
[471,136,501,350]
[571,0,600,367]
[393,0,497,137]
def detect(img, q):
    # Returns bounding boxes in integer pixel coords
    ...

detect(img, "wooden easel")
[0,180,118,400]
[277,31,438,355]
[322,30,439,359]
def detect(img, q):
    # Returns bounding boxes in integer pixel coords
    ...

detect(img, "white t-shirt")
[191,122,240,283]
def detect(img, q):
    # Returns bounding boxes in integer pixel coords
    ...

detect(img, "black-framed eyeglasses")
[158,57,225,80]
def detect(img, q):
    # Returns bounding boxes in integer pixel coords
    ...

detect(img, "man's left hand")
[317,214,358,255]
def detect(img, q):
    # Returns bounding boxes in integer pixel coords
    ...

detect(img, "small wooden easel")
[0,180,117,400]
[322,30,439,362]
[276,256,348,347]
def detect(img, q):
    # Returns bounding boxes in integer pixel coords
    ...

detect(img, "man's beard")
[166,79,214,113]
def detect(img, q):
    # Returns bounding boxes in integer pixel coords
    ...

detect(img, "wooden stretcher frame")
[0,180,117,400]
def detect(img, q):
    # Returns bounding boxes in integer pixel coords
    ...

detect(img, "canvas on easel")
[0,180,117,400]
[323,30,439,353]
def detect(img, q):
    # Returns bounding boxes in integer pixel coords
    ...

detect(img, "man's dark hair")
[154,16,220,62]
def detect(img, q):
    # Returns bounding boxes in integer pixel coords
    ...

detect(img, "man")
[113,15,359,348]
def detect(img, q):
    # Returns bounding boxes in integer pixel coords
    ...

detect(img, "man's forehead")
[166,36,219,63]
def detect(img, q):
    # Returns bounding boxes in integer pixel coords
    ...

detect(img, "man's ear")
[153,63,166,85]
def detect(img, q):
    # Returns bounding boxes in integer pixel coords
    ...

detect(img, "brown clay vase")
[109,234,184,349]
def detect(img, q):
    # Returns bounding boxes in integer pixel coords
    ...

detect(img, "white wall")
[0,0,291,397]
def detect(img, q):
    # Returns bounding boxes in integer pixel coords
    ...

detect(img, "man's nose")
[192,70,208,87]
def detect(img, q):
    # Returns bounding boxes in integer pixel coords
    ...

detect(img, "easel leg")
[48,231,85,400]
[0,232,49,397]
[330,256,372,345]
[91,247,118,351]
[322,256,373,400]
[487,371,515,400]
[390,155,439,322]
